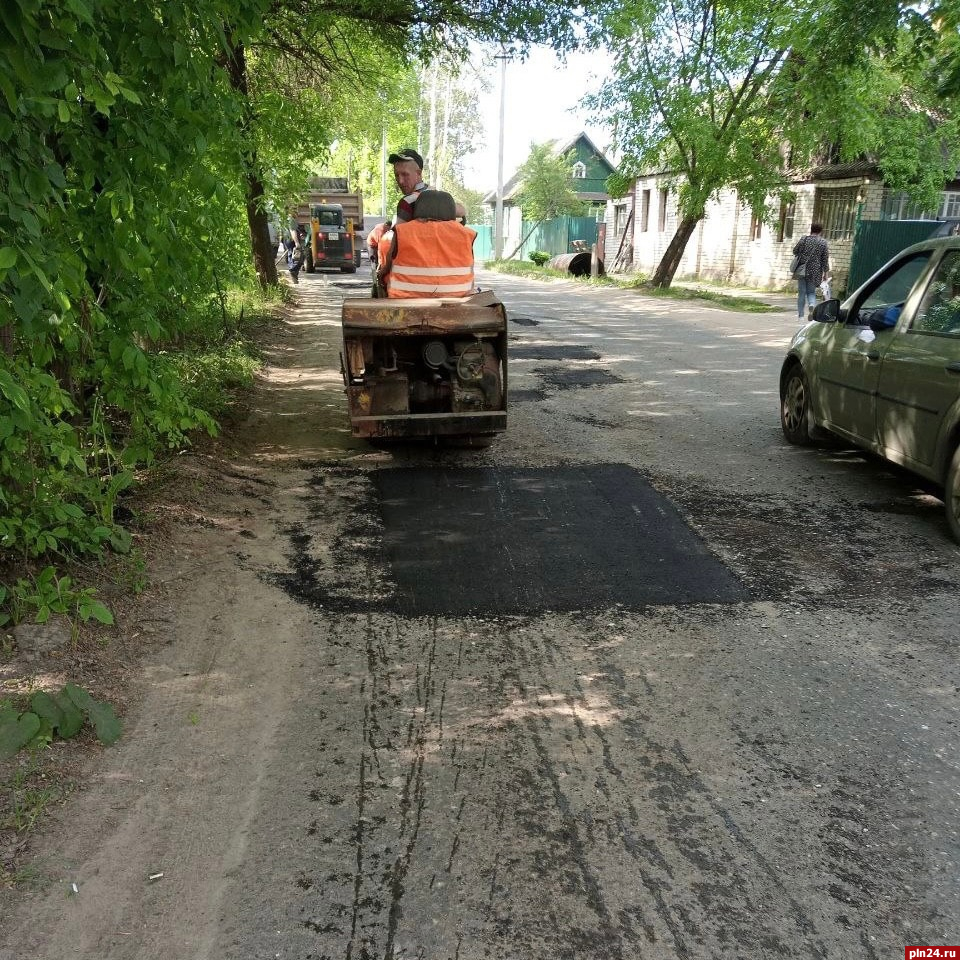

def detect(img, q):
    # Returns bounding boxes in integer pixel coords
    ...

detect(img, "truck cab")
[303,203,358,273]
[294,178,364,274]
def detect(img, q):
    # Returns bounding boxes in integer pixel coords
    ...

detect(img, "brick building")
[605,163,960,293]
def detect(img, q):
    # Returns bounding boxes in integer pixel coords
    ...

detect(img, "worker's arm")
[377,231,397,284]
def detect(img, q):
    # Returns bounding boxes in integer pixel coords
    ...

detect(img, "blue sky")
[461,46,614,194]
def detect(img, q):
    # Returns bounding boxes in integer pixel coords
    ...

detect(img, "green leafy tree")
[1,0,259,564]
[221,0,603,284]
[0,0,601,609]
[324,62,483,220]
[504,142,587,259]
[452,185,487,223]
[806,12,960,211]
[589,0,810,287]
[591,0,960,288]
[418,57,486,190]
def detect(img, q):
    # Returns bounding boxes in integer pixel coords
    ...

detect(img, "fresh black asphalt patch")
[372,464,747,616]
[510,345,601,361]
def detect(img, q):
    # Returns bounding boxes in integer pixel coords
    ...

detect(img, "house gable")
[560,132,616,203]
[483,132,615,208]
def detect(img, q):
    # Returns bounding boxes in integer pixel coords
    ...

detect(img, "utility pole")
[494,52,508,261]
[380,121,387,218]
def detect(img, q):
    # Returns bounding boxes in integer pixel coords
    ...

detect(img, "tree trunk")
[246,170,278,288]
[504,217,545,261]
[649,214,702,288]
[224,31,278,289]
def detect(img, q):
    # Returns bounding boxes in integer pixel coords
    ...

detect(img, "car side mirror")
[811,299,840,323]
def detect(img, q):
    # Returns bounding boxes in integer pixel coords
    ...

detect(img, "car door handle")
[946,361,960,375]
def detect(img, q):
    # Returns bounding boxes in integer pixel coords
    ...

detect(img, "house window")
[572,161,586,179]
[777,199,795,241]
[658,188,668,232]
[813,187,860,241]
[749,213,762,241]
[640,190,651,232]
[880,190,937,221]
[614,203,629,236]
[880,189,960,221]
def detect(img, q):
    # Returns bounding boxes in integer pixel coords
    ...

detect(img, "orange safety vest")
[377,229,394,271]
[385,221,477,299]
[367,223,387,267]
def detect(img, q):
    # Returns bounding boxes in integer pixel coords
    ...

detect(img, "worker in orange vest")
[367,219,392,297]
[366,219,392,267]
[379,191,476,299]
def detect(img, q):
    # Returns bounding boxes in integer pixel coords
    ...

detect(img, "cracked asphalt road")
[2,265,958,960]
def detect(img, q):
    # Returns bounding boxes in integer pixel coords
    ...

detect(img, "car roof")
[929,219,960,237]
[892,235,960,258]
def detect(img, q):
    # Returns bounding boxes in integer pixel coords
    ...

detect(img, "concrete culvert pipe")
[546,252,604,277]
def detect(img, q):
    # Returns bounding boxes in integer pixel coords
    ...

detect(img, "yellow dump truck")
[295,177,363,273]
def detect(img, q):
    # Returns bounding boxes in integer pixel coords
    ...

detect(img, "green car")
[780,236,960,542]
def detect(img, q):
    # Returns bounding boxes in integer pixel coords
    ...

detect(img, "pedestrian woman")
[792,223,830,319]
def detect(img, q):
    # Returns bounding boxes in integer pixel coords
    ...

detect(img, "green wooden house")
[481,132,616,258]
[483,131,615,216]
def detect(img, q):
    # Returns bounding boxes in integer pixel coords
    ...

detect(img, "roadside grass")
[2,777,62,834]
[489,260,571,282]
[485,259,778,312]
[643,283,777,312]
[0,748,73,886]
[0,286,285,883]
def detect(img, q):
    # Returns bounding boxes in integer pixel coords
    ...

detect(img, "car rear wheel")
[781,364,813,445]
[945,444,960,544]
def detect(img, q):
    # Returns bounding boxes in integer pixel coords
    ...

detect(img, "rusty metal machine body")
[339,291,508,441]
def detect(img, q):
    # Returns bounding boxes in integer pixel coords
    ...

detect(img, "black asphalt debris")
[535,368,625,389]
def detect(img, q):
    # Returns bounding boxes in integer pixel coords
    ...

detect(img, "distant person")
[792,224,830,319]
[283,210,297,263]
[287,210,306,284]
[388,149,429,223]
[379,190,476,299]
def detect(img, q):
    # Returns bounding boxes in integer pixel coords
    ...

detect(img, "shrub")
[528,251,551,267]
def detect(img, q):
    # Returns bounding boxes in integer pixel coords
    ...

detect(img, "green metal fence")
[517,216,599,260]
[470,224,493,262]
[469,217,599,263]
[847,219,939,291]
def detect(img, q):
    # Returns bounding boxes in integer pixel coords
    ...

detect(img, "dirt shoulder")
[0,281,357,916]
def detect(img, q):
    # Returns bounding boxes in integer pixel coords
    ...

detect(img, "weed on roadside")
[0,750,74,887]
[487,260,777,311]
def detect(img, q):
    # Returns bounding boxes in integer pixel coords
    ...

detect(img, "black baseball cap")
[388,148,423,168]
